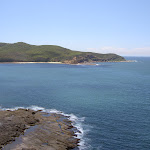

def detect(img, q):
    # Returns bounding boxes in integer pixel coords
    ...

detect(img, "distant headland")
[0,42,126,64]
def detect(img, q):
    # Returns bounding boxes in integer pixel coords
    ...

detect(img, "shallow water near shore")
[3,125,38,150]
[0,57,150,150]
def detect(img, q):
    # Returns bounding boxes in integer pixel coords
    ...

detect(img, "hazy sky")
[1,0,150,56]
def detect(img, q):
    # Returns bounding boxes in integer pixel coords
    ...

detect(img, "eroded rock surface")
[0,109,79,150]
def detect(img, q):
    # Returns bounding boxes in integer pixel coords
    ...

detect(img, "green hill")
[0,42,126,63]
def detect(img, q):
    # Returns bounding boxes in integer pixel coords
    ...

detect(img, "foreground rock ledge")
[0,109,79,150]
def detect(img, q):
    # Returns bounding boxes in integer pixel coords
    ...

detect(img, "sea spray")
[0,105,90,150]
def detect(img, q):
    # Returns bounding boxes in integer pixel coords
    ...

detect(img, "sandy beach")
[0,62,62,64]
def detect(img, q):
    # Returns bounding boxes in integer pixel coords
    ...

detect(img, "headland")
[0,42,126,64]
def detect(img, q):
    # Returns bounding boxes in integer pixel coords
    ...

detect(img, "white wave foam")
[131,60,138,62]
[0,105,89,150]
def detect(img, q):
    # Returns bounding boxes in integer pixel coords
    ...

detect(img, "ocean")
[0,57,150,150]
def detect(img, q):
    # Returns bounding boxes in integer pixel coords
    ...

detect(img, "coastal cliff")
[0,109,80,150]
[0,42,125,64]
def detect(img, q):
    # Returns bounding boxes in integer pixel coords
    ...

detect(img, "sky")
[0,0,150,56]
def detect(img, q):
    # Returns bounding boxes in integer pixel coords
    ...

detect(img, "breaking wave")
[0,105,91,150]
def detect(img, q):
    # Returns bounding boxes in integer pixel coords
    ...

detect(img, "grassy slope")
[0,42,125,63]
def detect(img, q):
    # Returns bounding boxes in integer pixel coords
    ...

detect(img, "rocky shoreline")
[0,59,136,65]
[0,109,80,150]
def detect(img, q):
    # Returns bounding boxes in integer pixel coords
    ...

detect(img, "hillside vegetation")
[0,42,125,63]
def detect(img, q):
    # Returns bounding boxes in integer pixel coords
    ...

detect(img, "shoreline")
[0,108,81,150]
[0,62,63,64]
[0,60,135,65]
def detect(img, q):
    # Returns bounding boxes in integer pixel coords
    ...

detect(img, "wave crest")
[0,105,89,150]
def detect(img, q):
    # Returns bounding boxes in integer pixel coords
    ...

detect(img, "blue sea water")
[0,57,150,150]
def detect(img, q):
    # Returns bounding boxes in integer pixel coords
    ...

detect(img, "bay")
[0,57,150,150]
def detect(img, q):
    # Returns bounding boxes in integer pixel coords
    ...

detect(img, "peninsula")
[0,42,125,64]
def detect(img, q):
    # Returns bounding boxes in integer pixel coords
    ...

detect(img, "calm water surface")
[0,57,150,150]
